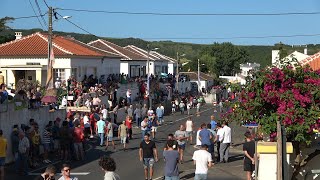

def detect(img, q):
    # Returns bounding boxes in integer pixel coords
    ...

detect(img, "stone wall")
[0,103,66,163]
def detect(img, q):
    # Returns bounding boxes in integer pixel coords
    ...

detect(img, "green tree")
[0,17,15,44]
[0,17,14,32]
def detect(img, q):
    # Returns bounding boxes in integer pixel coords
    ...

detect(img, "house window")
[71,68,77,80]
[155,65,161,75]
[53,69,65,82]
[78,66,81,78]
[130,65,140,77]
[162,66,168,74]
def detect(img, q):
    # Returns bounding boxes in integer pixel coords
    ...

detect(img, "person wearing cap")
[118,121,128,151]
[179,101,185,115]
[0,130,7,180]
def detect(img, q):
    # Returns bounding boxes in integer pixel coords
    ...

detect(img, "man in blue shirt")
[96,117,106,147]
[156,105,164,125]
[210,115,217,130]
[199,123,213,159]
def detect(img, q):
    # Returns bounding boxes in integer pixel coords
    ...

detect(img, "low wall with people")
[0,103,66,163]
[116,82,139,102]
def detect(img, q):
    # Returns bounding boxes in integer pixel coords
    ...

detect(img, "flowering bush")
[224,63,320,145]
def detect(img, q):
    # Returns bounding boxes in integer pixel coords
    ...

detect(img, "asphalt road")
[7,104,248,180]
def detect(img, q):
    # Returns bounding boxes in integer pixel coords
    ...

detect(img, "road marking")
[165,106,215,125]
[28,172,90,176]
[28,160,61,173]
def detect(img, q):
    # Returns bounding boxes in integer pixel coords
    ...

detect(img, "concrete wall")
[116,82,139,101]
[0,103,66,163]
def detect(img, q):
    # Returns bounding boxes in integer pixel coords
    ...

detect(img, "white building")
[219,62,260,85]
[0,32,121,88]
[124,45,177,75]
[272,49,310,67]
[180,71,214,91]
[88,39,149,77]
[240,62,260,77]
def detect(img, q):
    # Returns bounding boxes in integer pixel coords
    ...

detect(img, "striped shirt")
[42,129,51,144]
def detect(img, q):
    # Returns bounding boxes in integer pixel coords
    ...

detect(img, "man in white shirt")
[219,121,231,163]
[141,117,148,140]
[83,113,91,138]
[101,105,108,121]
[126,89,132,104]
[192,144,213,180]
[216,123,223,162]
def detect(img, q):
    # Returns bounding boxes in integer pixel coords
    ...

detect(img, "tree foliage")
[0,17,15,44]
[224,62,320,145]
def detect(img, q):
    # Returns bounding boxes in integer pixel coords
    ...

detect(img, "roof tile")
[0,32,119,58]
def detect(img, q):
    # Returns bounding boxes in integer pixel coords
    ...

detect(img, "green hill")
[1,29,320,70]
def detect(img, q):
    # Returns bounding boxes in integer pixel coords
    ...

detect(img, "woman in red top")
[125,115,133,139]
[89,112,95,138]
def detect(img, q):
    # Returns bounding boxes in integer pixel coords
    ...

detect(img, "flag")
[46,48,54,89]
[146,73,150,96]
[50,47,55,66]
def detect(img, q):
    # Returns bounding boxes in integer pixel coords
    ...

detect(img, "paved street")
[6,104,248,180]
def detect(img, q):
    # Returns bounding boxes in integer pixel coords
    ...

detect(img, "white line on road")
[28,172,91,176]
[28,160,61,173]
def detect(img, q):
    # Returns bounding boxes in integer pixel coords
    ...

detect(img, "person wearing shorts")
[151,115,159,140]
[139,134,158,180]
[105,122,116,150]
[185,117,194,145]
[118,121,128,151]
[243,132,255,180]
[174,125,188,163]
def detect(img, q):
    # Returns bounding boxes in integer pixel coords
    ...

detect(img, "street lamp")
[198,59,205,93]
[176,52,185,94]
[147,45,159,109]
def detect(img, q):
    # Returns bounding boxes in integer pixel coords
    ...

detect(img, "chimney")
[304,46,308,55]
[15,32,22,40]
[272,50,280,64]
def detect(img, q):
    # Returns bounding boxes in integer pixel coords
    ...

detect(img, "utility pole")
[46,6,53,89]
[198,59,201,93]
[176,52,179,94]
[147,44,151,109]
[277,120,283,180]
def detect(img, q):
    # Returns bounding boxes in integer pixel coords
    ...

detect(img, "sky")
[1,0,320,45]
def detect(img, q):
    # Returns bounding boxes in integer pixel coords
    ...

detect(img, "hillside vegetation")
[2,28,320,76]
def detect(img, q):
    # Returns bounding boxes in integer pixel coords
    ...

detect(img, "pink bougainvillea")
[224,64,320,144]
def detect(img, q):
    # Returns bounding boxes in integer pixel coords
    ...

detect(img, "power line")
[43,0,49,8]
[11,14,46,20]
[56,12,97,37]
[140,33,320,40]
[28,0,45,29]
[58,8,320,16]
[34,0,47,27]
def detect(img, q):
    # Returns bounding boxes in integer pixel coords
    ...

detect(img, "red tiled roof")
[0,32,119,58]
[180,71,213,81]
[124,45,160,60]
[88,39,147,60]
[300,51,320,71]
[124,45,176,62]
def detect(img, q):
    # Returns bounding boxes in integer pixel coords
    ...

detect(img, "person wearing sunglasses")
[35,165,56,180]
[58,164,78,180]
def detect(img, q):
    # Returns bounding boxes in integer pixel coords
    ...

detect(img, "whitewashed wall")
[0,104,66,163]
